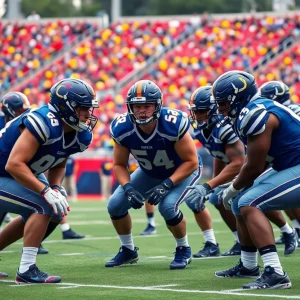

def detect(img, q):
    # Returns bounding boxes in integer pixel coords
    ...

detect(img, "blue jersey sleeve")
[217,123,239,144]
[288,104,300,116]
[22,111,51,144]
[110,113,134,146]
[237,103,269,137]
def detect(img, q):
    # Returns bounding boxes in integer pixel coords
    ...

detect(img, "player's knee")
[110,212,128,220]
[107,196,127,218]
[232,199,242,215]
[165,211,184,226]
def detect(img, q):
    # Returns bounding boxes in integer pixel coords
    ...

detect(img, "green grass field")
[0,201,299,300]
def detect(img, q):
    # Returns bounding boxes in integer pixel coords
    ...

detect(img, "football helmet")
[212,70,258,121]
[188,86,217,129]
[1,92,31,121]
[49,78,99,132]
[259,81,290,105]
[126,80,162,125]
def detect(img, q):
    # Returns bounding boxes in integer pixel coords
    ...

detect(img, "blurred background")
[1,0,300,199]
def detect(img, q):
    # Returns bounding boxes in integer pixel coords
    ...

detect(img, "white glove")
[185,183,212,211]
[221,183,240,210]
[59,186,68,198]
[41,186,70,216]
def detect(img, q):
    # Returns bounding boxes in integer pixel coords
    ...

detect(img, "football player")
[106,80,200,269]
[212,70,300,289]
[0,92,85,255]
[185,86,244,257]
[0,78,98,283]
[260,80,300,244]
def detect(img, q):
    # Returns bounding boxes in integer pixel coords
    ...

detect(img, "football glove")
[41,186,70,216]
[221,183,240,210]
[51,185,68,198]
[146,178,174,206]
[123,183,145,209]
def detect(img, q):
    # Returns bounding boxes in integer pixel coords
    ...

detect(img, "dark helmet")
[126,80,163,125]
[212,70,258,120]
[260,81,290,105]
[1,92,31,121]
[188,86,217,129]
[49,78,99,132]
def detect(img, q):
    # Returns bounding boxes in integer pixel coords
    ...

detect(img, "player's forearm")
[233,162,264,190]
[5,162,46,194]
[169,160,198,185]
[208,162,242,189]
[113,165,131,187]
[47,167,66,187]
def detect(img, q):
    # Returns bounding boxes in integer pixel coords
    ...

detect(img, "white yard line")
[0,279,299,298]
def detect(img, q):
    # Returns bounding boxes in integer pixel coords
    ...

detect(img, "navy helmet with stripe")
[49,78,99,132]
[126,80,163,125]
[259,81,290,105]
[212,70,258,122]
[1,92,31,121]
[188,86,217,129]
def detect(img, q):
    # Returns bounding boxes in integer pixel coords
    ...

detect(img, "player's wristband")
[51,185,61,191]
[41,185,50,196]
[162,178,174,190]
[123,183,133,192]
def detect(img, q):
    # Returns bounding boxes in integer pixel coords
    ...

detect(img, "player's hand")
[123,183,145,209]
[221,183,240,210]
[146,178,174,206]
[41,186,70,216]
[51,185,68,198]
[185,183,212,210]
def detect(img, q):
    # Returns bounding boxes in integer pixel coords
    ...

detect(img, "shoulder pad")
[110,113,134,144]
[217,123,239,144]
[159,108,190,141]
[237,104,269,137]
[288,104,300,116]
[23,109,52,144]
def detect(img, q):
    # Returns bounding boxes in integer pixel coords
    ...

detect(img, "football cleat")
[215,259,260,278]
[105,246,139,267]
[282,229,298,255]
[222,241,241,256]
[275,234,284,245]
[170,246,192,270]
[242,266,291,289]
[193,241,220,258]
[0,272,8,278]
[37,244,49,255]
[62,228,85,240]
[296,228,300,245]
[140,224,157,235]
[16,264,61,284]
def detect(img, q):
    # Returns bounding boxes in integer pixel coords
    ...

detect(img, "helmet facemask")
[126,98,162,125]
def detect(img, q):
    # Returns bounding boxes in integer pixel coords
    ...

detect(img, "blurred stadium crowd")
[1,12,300,150]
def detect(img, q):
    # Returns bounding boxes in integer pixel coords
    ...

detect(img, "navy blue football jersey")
[194,116,239,163]
[0,105,92,177]
[110,107,191,179]
[235,98,300,171]
[287,103,300,116]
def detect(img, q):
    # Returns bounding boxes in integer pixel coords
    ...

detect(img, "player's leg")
[184,193,220,258]
[140,201,157,235]
[208,187,241,256]
[192,207,220,257]
[265,210,297,255]
[60,216,85,240]
[159,166,202,269]
[235,167,300,289]
[106,168,160,267]
[0,177,62,284]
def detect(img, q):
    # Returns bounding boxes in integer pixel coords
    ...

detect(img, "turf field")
[0,200,299,300]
